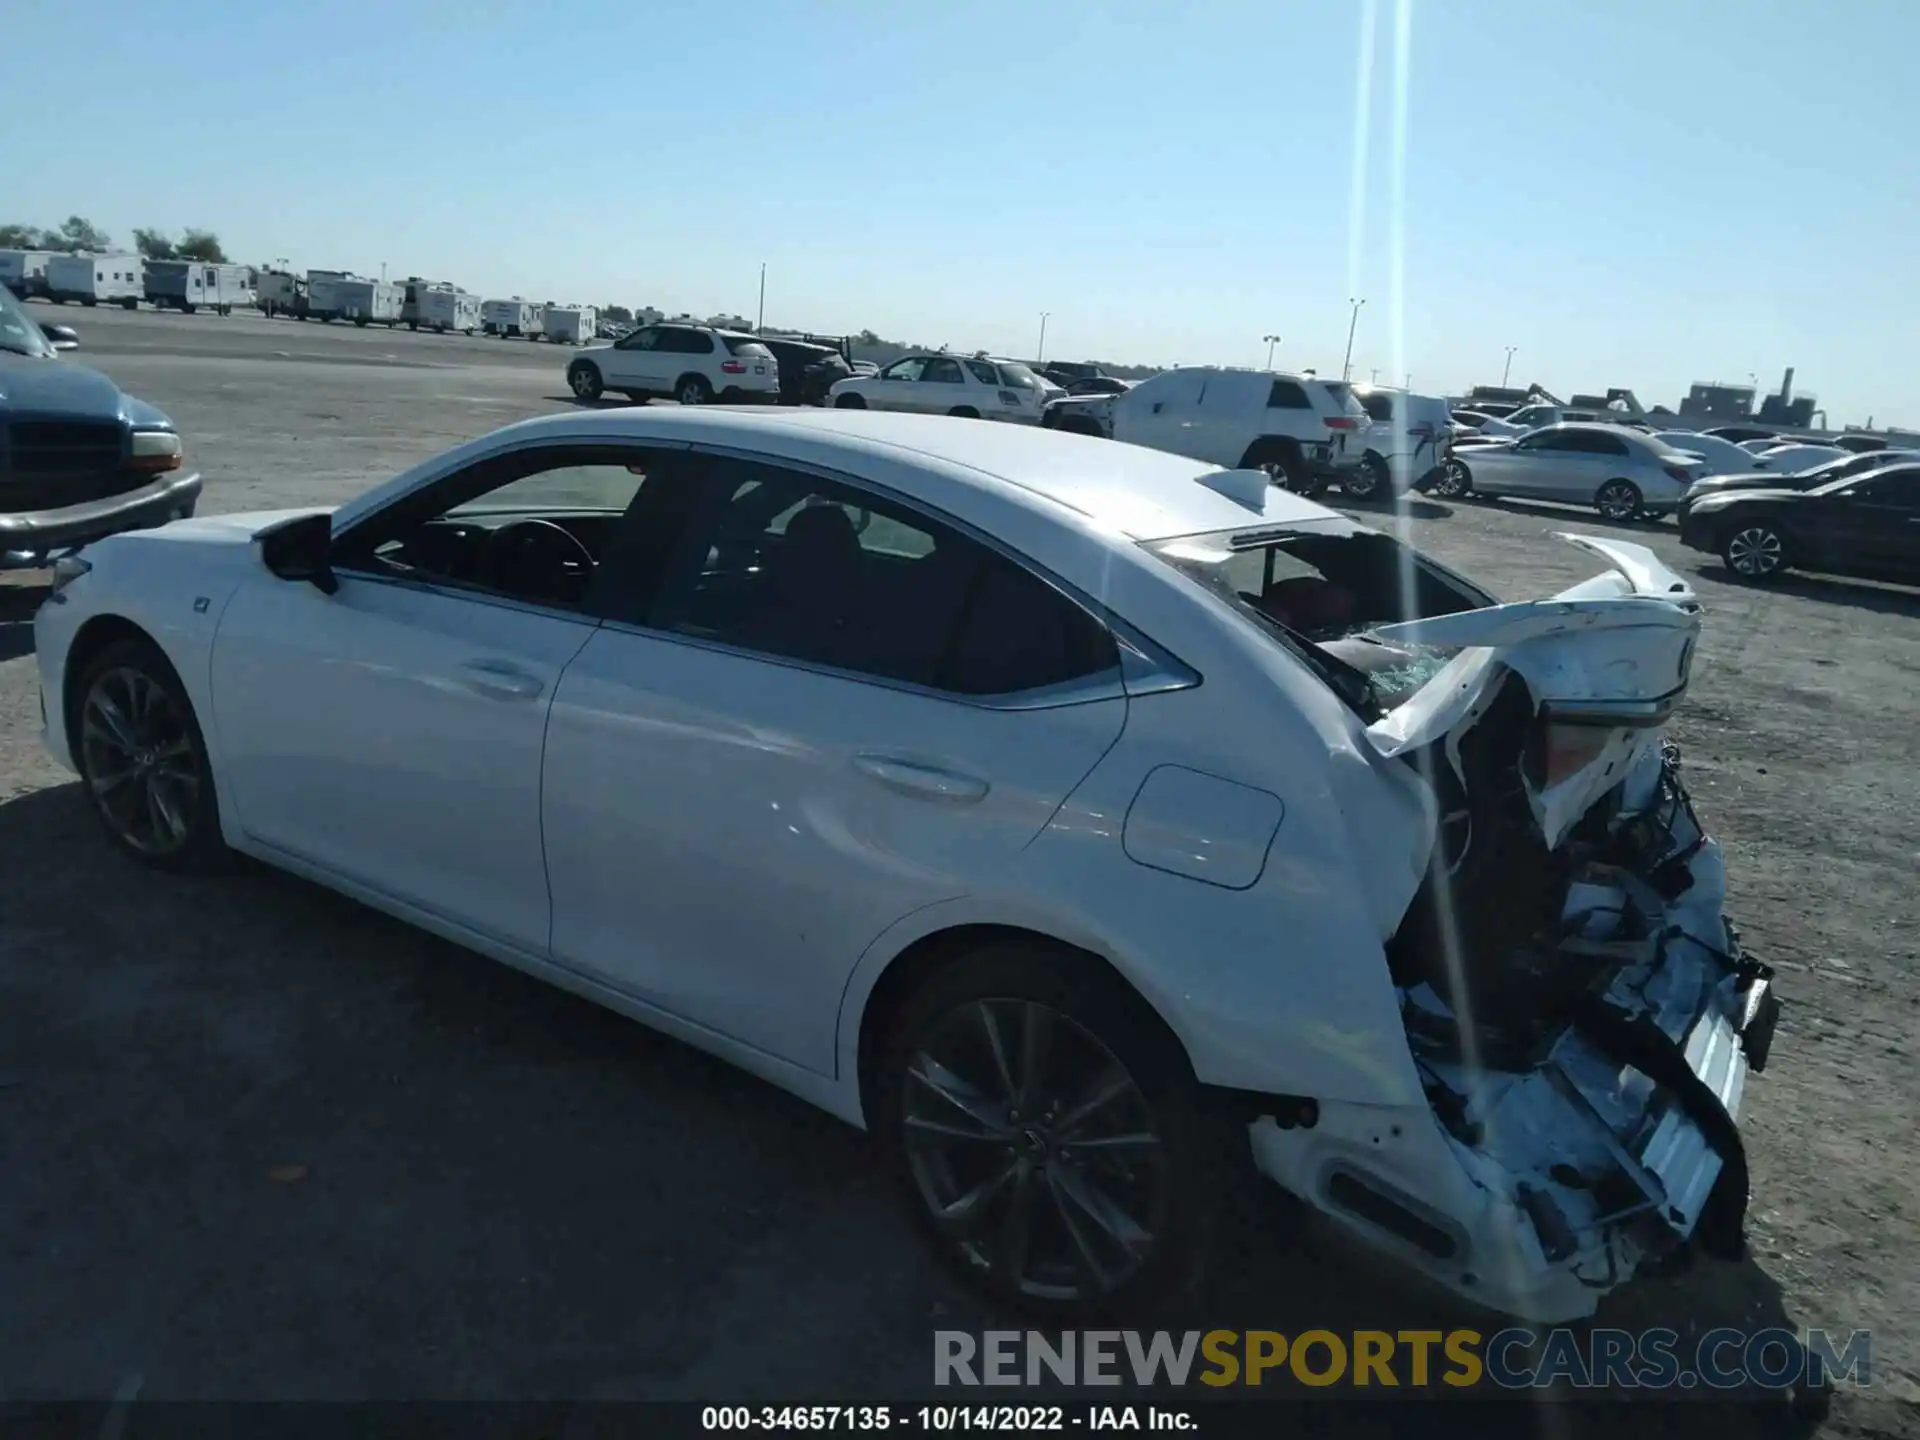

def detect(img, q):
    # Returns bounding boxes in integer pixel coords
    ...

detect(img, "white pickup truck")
[1041,366,1370,495]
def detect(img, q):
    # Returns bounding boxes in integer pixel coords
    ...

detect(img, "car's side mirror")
[40,323,79,351]
[257,512,339,594]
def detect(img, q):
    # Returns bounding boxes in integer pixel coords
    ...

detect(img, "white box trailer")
[143,260,255,315]
[307,276,403,326]
[415,288,482,334]
[44,254,145,308]
[0,249,54,298]
[256,269,309,318]
[481,297,541,338]
[541,304,597,345]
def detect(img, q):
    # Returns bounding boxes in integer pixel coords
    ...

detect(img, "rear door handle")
[853,754,990,803]
[457,660,545,701]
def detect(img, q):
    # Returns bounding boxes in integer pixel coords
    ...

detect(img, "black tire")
[1345,452,1391,501]
[1058,417,1105,439]
[675,374,713,406]
[407,320,418,331]
[81,298,97,308]
[1240,439,1315,495]
[1594,478,1643,522]
[71,637,229,873]
[353,316,368,328]
[834,393,867,409]
[1431,457,1473,498]
[124,298,140,311]
[878,941,1227,1318]
[621,390,648,404]
[948,406,981,419]
[567,362,604,401]
[1722,522,1790,581]
[181,303,196,315]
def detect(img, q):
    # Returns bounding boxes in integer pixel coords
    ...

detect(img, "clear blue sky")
[5,0,1915,423]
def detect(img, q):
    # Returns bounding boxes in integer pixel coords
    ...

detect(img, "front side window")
[334,445,691,613]
[881,356,928,382]
[651,459,1118,695]
[617,327,659,350]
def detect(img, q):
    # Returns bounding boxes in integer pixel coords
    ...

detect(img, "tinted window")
[921,357,965,384]
[1852,472,1920,508]
[653,460,1117,695]
[1358,393,1395,423]
[965,359,1000,385]
[617,327,660,351]
[1268,380,1311,409]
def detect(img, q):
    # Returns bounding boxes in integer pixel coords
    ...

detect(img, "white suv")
[566,323,781,406]
[1042,367,1368,492]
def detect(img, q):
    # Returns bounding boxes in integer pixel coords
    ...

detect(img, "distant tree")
[600,303,633,323]
[855,328,880,346]
[0,223,46,249]
[133,227,178,260]
[176,229,228,262]
[50,216,112,253]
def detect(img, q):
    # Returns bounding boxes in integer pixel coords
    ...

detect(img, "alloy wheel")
[1727,526,1784,576]
[1434,460,1469,497]
[1596,481,1641,521]
[79,667,201,857]
[678,380,705,405]
[902,998,1167,1303]
[570,366,600,399]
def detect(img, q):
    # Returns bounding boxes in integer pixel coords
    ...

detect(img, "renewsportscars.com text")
[934,1328,1871,1391]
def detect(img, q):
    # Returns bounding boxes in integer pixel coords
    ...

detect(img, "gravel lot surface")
[2,309,1914,1433]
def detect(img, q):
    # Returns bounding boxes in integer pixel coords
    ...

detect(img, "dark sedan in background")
[1677,448,1920,522]
[1679,463,1920,583]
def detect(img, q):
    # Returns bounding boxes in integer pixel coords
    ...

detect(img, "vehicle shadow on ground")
[546,395,646,410]
[1691,562,1920,617]
[1458,495,1672,536]
[1333,492,1455,521]
[0,784,1834,1423]
[0,580,47,662]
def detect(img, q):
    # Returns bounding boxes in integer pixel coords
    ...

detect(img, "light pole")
[756,263,766,333]
[1263,333,1282,368]
[1341,298,1366,381]
[1501,346,1517,387]
[1370,368,1380,384]
[1037,312,1051,364]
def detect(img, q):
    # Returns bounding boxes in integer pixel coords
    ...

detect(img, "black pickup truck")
[0,285,201,568]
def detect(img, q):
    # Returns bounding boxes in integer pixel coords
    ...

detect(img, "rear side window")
[1358,393,1394,423]
[1268,381,1311,409]
[964,360,1000,385]
[651,459,1118,696]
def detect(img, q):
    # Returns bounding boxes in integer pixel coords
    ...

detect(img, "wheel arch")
[845,914,1194,1131]
[1238,434,1305,469]
[61,613,166,744]
[673,371,712,398]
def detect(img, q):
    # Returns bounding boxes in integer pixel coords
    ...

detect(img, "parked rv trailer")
[144,260,255,315]
[307,275,403,326]
[256,269,310,318]
[416,288,482,334]
[43,254,145,308]
[481,297,540,337]
[0,250,53,299]
[541,304,598,345]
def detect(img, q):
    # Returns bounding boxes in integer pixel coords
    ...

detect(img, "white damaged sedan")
[35,408,1778,1321]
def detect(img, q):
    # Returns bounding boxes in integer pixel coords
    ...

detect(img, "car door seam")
[538,622,605,956]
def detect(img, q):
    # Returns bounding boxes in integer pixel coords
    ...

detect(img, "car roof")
[456,406,1338,542]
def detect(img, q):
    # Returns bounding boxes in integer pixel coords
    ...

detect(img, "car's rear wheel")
[1344,452,1390,500]
[880,943,1224,1317]
[567,362,604,400]
[675,374,713,405]
[1724,523,1789,580]
[1240,440,1313,495]
[73,638,228,872]
[835,393,867,409]
[1431,458,1473,497]
[948,406,981,419]
[1595,478,1643,521]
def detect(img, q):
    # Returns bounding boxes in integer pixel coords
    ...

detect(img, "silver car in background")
[1430,422,1705,520]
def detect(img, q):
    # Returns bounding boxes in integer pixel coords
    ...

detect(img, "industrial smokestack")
[1780,367,1795,403]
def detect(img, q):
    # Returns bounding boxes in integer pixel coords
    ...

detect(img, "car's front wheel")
[1723,522,1789,581]
[1431,458,1473,497]
[1595,478,1644,521]
[568,362,604,400]
[880,943,1223,1316]
[834,393,867,409]
[73,637,228,872]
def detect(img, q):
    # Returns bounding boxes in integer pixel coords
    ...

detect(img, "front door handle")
[853,754,990,803]
[457,660,545,701]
